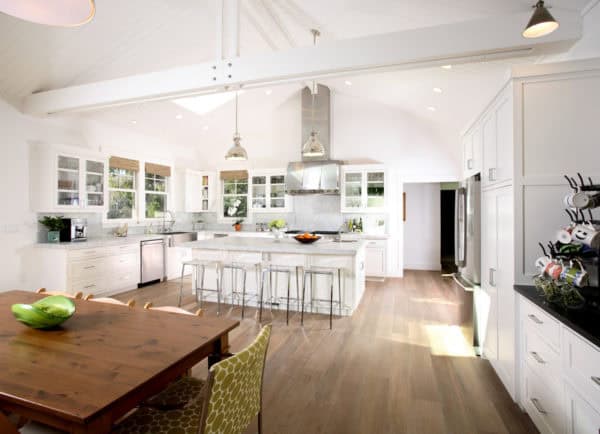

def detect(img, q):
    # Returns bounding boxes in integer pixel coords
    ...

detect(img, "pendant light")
[0,0,95,27]
[225,92,248,161]
[523,1,559,39]
[302,29,326,159]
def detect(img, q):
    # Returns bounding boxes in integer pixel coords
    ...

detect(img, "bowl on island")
[11,295,76,329]
[293,233,322,244]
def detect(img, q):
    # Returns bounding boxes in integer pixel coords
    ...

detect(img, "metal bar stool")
[259,264,302,324]
[220,261,262,319]
[178,259,223,314]
[301,266,343,329]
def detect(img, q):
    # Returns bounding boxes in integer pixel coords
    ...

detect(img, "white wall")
[403,182,441,271]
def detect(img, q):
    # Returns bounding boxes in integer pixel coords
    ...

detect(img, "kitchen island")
[184,236,366,315]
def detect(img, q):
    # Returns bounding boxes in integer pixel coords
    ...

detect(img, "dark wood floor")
[116,270,537,434]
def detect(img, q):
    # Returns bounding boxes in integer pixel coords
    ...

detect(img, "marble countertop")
[185,236,366,255]
[32,234,167,250]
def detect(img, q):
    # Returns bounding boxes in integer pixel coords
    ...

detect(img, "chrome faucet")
[162,210,176,233]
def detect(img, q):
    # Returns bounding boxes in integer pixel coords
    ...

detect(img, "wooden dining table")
[0,290,239,433]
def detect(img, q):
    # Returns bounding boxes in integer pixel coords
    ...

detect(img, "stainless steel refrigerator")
[454,174,481,288]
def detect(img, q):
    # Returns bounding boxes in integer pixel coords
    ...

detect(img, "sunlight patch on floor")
[424,324,475,357]
[410,297,461,306]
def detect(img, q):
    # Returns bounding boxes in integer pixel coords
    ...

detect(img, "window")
[107,167,136,219]
[223,178,248,218]
[145,172,168,218]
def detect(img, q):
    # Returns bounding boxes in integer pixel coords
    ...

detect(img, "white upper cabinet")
[482,89,513,187]
[30,144,106,212]
[463,127,482,178]
[250,170,289,213]
[341,165,386,213]
[184,170,216,212]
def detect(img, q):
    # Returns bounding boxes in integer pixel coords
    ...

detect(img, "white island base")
[185,237,367,316]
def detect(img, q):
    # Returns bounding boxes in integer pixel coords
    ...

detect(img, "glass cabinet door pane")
[270,184,285,198]
[345,172,362,183]
[345,184,362,196]
[58,156,79,170]
[85,160,104,207]
[58,192,80,206]
[270,175,285,184]
[57,170,79,191]
[367,172,384,182]
[252,185,266,198]
[345,197,362,208]
[366,171,384,208]
[271,198,285,208]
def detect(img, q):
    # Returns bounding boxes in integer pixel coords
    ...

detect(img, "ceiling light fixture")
[433,87,443,93]
[523,1,559,38]
[302,29,326,159]
[225,91,248,161]
[175,114,183,120]
[345,80,353,86]
[441,64,452,70]
[203,125,209,131]
[130,120,137,125]
[0,0,95,27]
[427,106,437,112]
[265,89,272,95]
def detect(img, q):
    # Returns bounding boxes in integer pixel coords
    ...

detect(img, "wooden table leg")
[208,332,231,368]
[0,412,19,434]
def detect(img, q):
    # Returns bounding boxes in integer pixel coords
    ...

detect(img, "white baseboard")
[403,263,441,271]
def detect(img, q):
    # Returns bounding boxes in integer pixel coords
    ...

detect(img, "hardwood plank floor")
[115,270,537,434]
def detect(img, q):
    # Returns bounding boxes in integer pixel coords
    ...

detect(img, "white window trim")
[143,172,170,221]
[220,177,249,223]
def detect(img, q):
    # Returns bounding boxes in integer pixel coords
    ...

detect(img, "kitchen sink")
[161,231,197,247]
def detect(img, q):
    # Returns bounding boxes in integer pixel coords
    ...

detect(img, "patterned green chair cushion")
[112,399,204,434]
[143,376,206,410]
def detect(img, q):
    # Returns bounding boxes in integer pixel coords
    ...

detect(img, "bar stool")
[178,259,223,314]
[301,266,343,329]
[258,263,302,324]
[220,261,262,319]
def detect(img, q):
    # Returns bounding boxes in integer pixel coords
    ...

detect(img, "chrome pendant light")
[0,0,95,27]
[302,29,326,159]
[523,1,559,38]
[225,92,248,161]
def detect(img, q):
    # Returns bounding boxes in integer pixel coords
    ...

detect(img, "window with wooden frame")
[144,162,171,219]
[221,170,248,219]
[107,157,138,220]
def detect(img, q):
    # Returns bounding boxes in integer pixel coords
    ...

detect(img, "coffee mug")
[556,227,573,244]
[535,256,551,273]
[561,265,589,287]
[572,224,600,249]
[545,261,563,280]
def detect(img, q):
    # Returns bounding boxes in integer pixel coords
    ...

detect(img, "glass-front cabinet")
[55,154,105,210]
[341,165,386,213]
[250,171,289,212]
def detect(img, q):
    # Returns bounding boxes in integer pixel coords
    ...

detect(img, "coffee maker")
[59,218,88,242]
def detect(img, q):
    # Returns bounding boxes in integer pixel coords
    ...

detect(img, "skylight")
[173,91,242,116]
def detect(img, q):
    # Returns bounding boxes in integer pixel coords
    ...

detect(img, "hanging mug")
[561,261,589,288]
[545,260,563,280]
[571,224,600,249]
[556,226,573,244]
[535,256,551,274]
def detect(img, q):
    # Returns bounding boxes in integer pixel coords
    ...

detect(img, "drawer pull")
[530,351,545,364]
[84,265,96,270]
[530,398,547,415]
[591,376,600,387]
[83,284,96,289]
[528,314,543,325]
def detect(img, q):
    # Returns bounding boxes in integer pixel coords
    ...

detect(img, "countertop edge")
[514,284,600,349]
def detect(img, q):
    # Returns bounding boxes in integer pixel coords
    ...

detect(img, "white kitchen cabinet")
[481,186,515,397]
[481,90,513,187]
[250,170,290,213]
[341,165,386,213]
[30,144,106,212]
[364,239,387,277]
[565,384,600,434]
[185,170,216,212]
[463,127,482,178]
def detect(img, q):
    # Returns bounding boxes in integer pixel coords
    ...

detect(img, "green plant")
[38,216,64,232]
[232,219,244,226]
[268,219,286,230]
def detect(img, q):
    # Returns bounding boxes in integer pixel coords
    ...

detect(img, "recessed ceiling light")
[345,80,353,86]
[130,120,137,124]
[433,87,443,93]
[427,106,437,112]
[265,89,272,95]
[441,65,452,70]
[203,125,209,131]
[175,114,183,120]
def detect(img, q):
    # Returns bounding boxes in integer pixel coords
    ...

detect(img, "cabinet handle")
[591,376,600,387]
[488,168,497,182]
[528,314,543,325]
[83,284,96,289]
[467,159,474,170]
[84,265,96,270]
[530,398,547,415]
[530,351,545,364]
[489,268,496,286]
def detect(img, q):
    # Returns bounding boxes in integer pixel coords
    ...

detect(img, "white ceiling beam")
[275,0,333,41]
[259,0,296,48]
[216,0,240,60]
[242,2,279,51]
[23,10,582,116]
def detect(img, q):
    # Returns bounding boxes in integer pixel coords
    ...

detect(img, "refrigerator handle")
[455,187,467,267]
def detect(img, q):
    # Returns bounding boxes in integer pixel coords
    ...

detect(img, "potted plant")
[232,219,244,232]
[268,219,287,240]
[39,216,64,243]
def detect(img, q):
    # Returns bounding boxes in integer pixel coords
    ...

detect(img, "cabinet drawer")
[524,327,561,384]
[521,300,560,351]
[524,366,564,434]
[69,247,108,261]
[563,329,600,407]
[70,259,104,281]
[565,383,600,434]
[109,243,139,256]
[70,278,104,295]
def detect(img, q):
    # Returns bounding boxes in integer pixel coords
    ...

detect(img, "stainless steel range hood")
[286,84,341,195]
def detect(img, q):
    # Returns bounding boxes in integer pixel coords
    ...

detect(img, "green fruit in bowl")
[12,295,76,329]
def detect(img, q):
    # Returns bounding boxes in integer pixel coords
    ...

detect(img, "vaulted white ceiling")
[0,0,592,148]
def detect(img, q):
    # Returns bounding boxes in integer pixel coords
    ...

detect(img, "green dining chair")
[113,324,272,434]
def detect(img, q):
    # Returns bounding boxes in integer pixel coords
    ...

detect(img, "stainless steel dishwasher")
[139,238,165,287]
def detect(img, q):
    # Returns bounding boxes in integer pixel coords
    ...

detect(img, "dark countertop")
[515,285,600,348]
